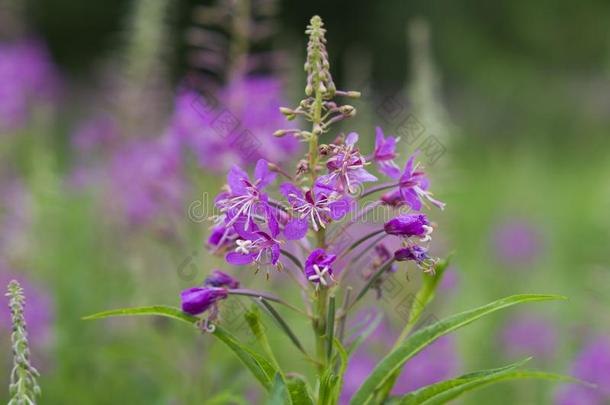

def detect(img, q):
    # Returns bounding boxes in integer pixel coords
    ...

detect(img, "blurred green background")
[1,0,609,404]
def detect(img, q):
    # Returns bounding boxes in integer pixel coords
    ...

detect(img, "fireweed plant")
[86,16,583,404]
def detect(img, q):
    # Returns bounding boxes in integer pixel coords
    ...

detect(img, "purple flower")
[168,77,299,171]
[305,249,337,286]
[215,159,277,232]
[555,337,610,404]
[204,270,240,289]
[207,223,238,252]
[493,219,542,266]
[372,127,400,178]
[225,229,281,271]
[501,313,557,360]
[397,152,445,211]
[384,214,432,241]
[180,286,228,315]
[0,39,61,132]
[317,133,377,194]
[280,182,352,240]
[109,134,186,225]
[394,245,432,267]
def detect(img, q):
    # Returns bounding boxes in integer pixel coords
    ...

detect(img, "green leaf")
[326,295,336,361]
[257,298,308,356]
[376,257,452,402]
[84,305,277,391]
[398,364,580,405]
[349,294,567,404]
[267,373,292,405]
[213,325,277,391]
[82,305,199,325]
[286,374,314,405]
[332,338,349,404]
[396,358,530,404]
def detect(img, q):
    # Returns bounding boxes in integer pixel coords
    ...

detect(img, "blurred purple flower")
[0,39,61,132]
[71,115,120,155]
[168,77,299,171]
[501,313,557,360]
[109,134,186,225]
[493,219,543,266]
[555,337,610,404]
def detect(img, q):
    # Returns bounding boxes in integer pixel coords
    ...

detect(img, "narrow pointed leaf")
[397,358,532,404]
[83,305,277,391]
[349,294,567,404]
[398,370,581,405]
[82,305,198,325]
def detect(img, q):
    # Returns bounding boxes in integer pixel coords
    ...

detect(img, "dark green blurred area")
[3,1,609,404]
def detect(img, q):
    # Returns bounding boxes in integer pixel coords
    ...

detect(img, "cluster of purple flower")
[181,124,444,315]
[0,38,60,133]
[168,77,300,172]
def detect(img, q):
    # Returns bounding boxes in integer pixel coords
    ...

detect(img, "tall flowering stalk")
[87,15,576,405]
[6,280,41,405]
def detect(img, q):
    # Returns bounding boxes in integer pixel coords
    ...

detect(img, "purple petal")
[284,217,309,240]
[226,251,256,265]
[329,196,354,220]
[254,159,276,188]
[227,165,249,194]
[379,162,401,179]
[400,188,422,211]
[279,182,303,202]
[346,132,359,146]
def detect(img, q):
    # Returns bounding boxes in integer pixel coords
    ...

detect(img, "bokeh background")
[1,0,609,403]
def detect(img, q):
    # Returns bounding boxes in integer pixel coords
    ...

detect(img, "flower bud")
[204,270,239,289]
[180,286,228,315]
[384,214,430,237]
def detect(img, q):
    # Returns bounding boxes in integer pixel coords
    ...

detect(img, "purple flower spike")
[204,270,240,289]
[397,152,445,211]
[317,132,377,195]
[180,286,228,315]
[305,249,337,287]
[372,127,401,178]
[384,214,432,241]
